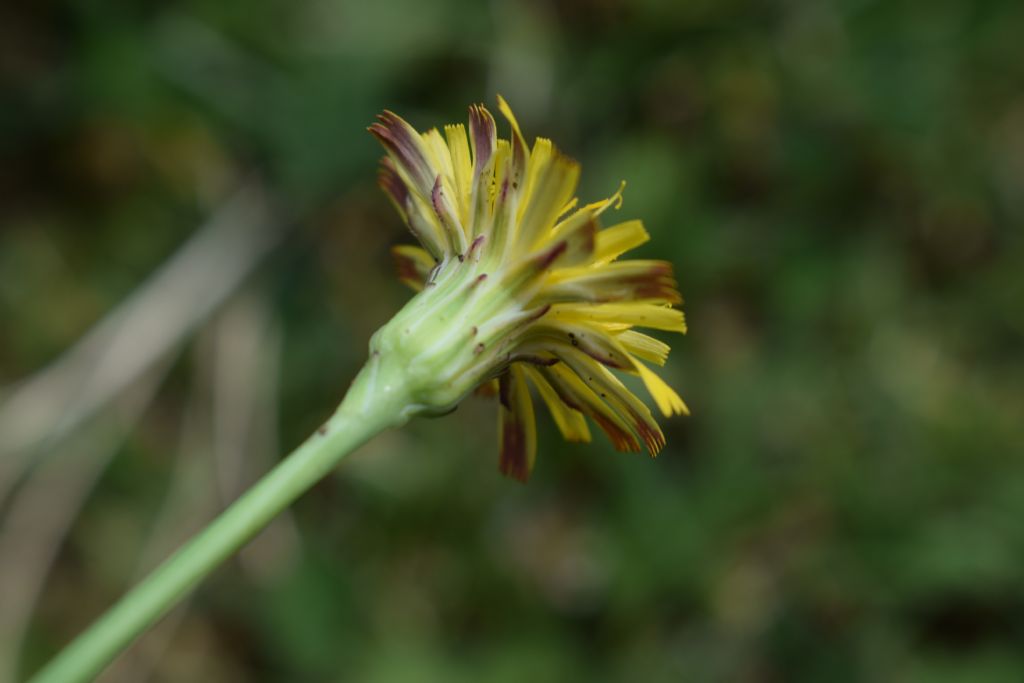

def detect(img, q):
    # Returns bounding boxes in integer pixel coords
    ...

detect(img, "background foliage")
[3,0,1023,681]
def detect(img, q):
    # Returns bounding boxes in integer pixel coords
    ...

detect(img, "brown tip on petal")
[369,113,432,190]
[592,414,641,452]
[391,250,420,283]
[630,263,683,303]
[635,419,666,456]
[468,105,495,171]
[377,160,410,207]
[499,424,530,482]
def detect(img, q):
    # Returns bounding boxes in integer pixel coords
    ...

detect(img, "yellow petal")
[523,320,634,370]
[390,244,435,291]
[376,157,447,259]
[419,128,469,253]
[421,128,455,188]
[557,348,666,455]
[541,363,642,453]
[444,123,473,225]
[520,365,591,443]
[496,94,529,172]
[542,261,681,305]
[480,139,516,258]
[544,215,596,268]
[515,139,581,254]
[594,220,649,264]
[635,362,689,417]
[616,330,670,366]
[468,104,497,237]
[498,366,537,481]
[549,302,686,333]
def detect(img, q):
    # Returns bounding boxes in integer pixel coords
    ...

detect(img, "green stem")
[29,355,413,683]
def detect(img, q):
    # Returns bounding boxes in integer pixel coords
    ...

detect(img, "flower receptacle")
[365,255,541,416]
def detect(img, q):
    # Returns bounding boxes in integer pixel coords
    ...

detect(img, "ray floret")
[369,97,688,481]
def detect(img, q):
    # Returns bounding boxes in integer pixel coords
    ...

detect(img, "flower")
[368,97,688,481]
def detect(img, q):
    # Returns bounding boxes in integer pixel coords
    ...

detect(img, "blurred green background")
[2,0,1024,681]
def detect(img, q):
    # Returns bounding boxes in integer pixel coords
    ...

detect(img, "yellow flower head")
[368,97,688,481]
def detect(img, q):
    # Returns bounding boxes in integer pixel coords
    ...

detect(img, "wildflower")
[369,97,688,481]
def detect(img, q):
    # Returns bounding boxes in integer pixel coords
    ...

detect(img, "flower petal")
[391,244,435,291]
[593,219,650,264]
[444,123,473,225]
[496,94,529,182]
[541,261,682,305]
[547,213,597,268]
[369,111,435,198]
[615,330,670,366]
[515,138,580,255]
[496,241,568,302]
[635,362,690,417]
[519,364,591,443]
[431,175,468,254]
[485,139,519,258]
[556,348,666,455]
[468,104,497,238]
[374,138,446,257]
[548,302,686,333]
[423,129,468,252]
[498,365,537,481]
[468,104,496,175]
[521,321,634,370]
[539,363,642,453]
